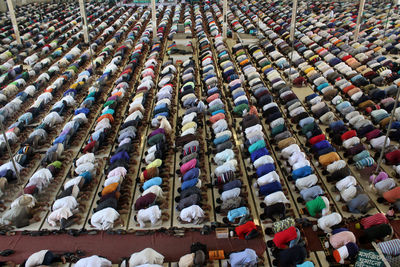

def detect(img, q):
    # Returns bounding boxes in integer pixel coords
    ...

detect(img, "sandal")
[6,231,16,236]
[87,230,98,235]
[0,249,15,256]
[115,229,126,235]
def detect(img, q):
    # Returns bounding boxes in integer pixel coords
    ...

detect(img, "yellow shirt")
[304,67,315,75]
[181,121,197,133]
[146,159,162,170]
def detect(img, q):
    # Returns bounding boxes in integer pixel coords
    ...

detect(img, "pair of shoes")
[0,249,14,256]
[67,229,80,237]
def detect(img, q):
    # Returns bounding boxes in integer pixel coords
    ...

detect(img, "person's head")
[266,240,275,248]
[377,197,385,203]
[265,227,274,235]
[297,197,304,204]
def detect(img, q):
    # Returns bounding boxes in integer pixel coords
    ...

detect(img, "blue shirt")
[110,151,130,164]
[256,163,275,177]
[292,166,313,180]
[213,134,230,146]
[229,249,258,267]
[312,140,331,151]
[250,148,269,162]
[259,181,282,196]
[227,207,249,222]
[347,194,370,213]
[142,177,162,190]
[181,178,198,191]
[182,168,200,182]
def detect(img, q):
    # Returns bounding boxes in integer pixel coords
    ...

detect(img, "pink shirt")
[329,231,356,249]
[180,159,197,175]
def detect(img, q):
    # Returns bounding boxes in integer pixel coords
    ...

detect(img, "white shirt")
[64,176,83,190]
[48,207,73,227]
[217,130,232,139]
[25,250,49,267]
[281,144,301,159]
[371,136,390,150]
[253,155,274,169]
[75,162,95,175]
[214,160,238,177]
[295,174,318,191]
[179,205,205,223]
[90,208,120,230]
[254,171,279,188]
[158,116,172,134]
[108,167,127,178]
[318,213,342,233]
[121,248,164,267]
[288,152,306,166]
[76,153,95,167]
[340,185,357,202]
[182,112,196,126]
[74,255,112,267]
[221,188,241,202]
[104,176,122,187]
[336,176,357,192]
[292,159,310,170]
[28,169,54,191]
[52,196,78,211]
[212,119,228,134]
[214,149,235,165]
[43,112,63,127]
[263,191,289,206]
[137,205,161,228]
[342,137,360,149]
[142,185,164,199]
[245,124,262,136]
[327,160,346,173]
[95,118,111,132]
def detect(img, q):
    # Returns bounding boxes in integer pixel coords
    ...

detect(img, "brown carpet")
[0,230,266,264]
[301,220,400,252]
[389,219,400,238]
[302,225,324,251]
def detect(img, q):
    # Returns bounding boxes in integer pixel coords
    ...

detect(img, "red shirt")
[309,134,326,145]
[273,226,297,249]
[235,221,257,239]
[83,141,96,153]
[385,150,400,165]
[361,213,389,229]
[341,130,357,142]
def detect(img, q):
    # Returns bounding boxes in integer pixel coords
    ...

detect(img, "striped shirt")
[378,239,400,256]
[360,213,389,229]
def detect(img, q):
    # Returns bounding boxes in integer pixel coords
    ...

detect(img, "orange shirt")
[383,187,400,203]
[101,183,119,196]
[97,113,114,124]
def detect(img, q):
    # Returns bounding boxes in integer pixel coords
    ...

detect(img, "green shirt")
[301,122,315,135]
[233,103,249,115]
[248,139,266,154]
[49,160,62,169]
[271,124,285,136]
[103,100,115,108]
[209,103,224,114]
[306,196,326,217]
[147,133,165,146]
